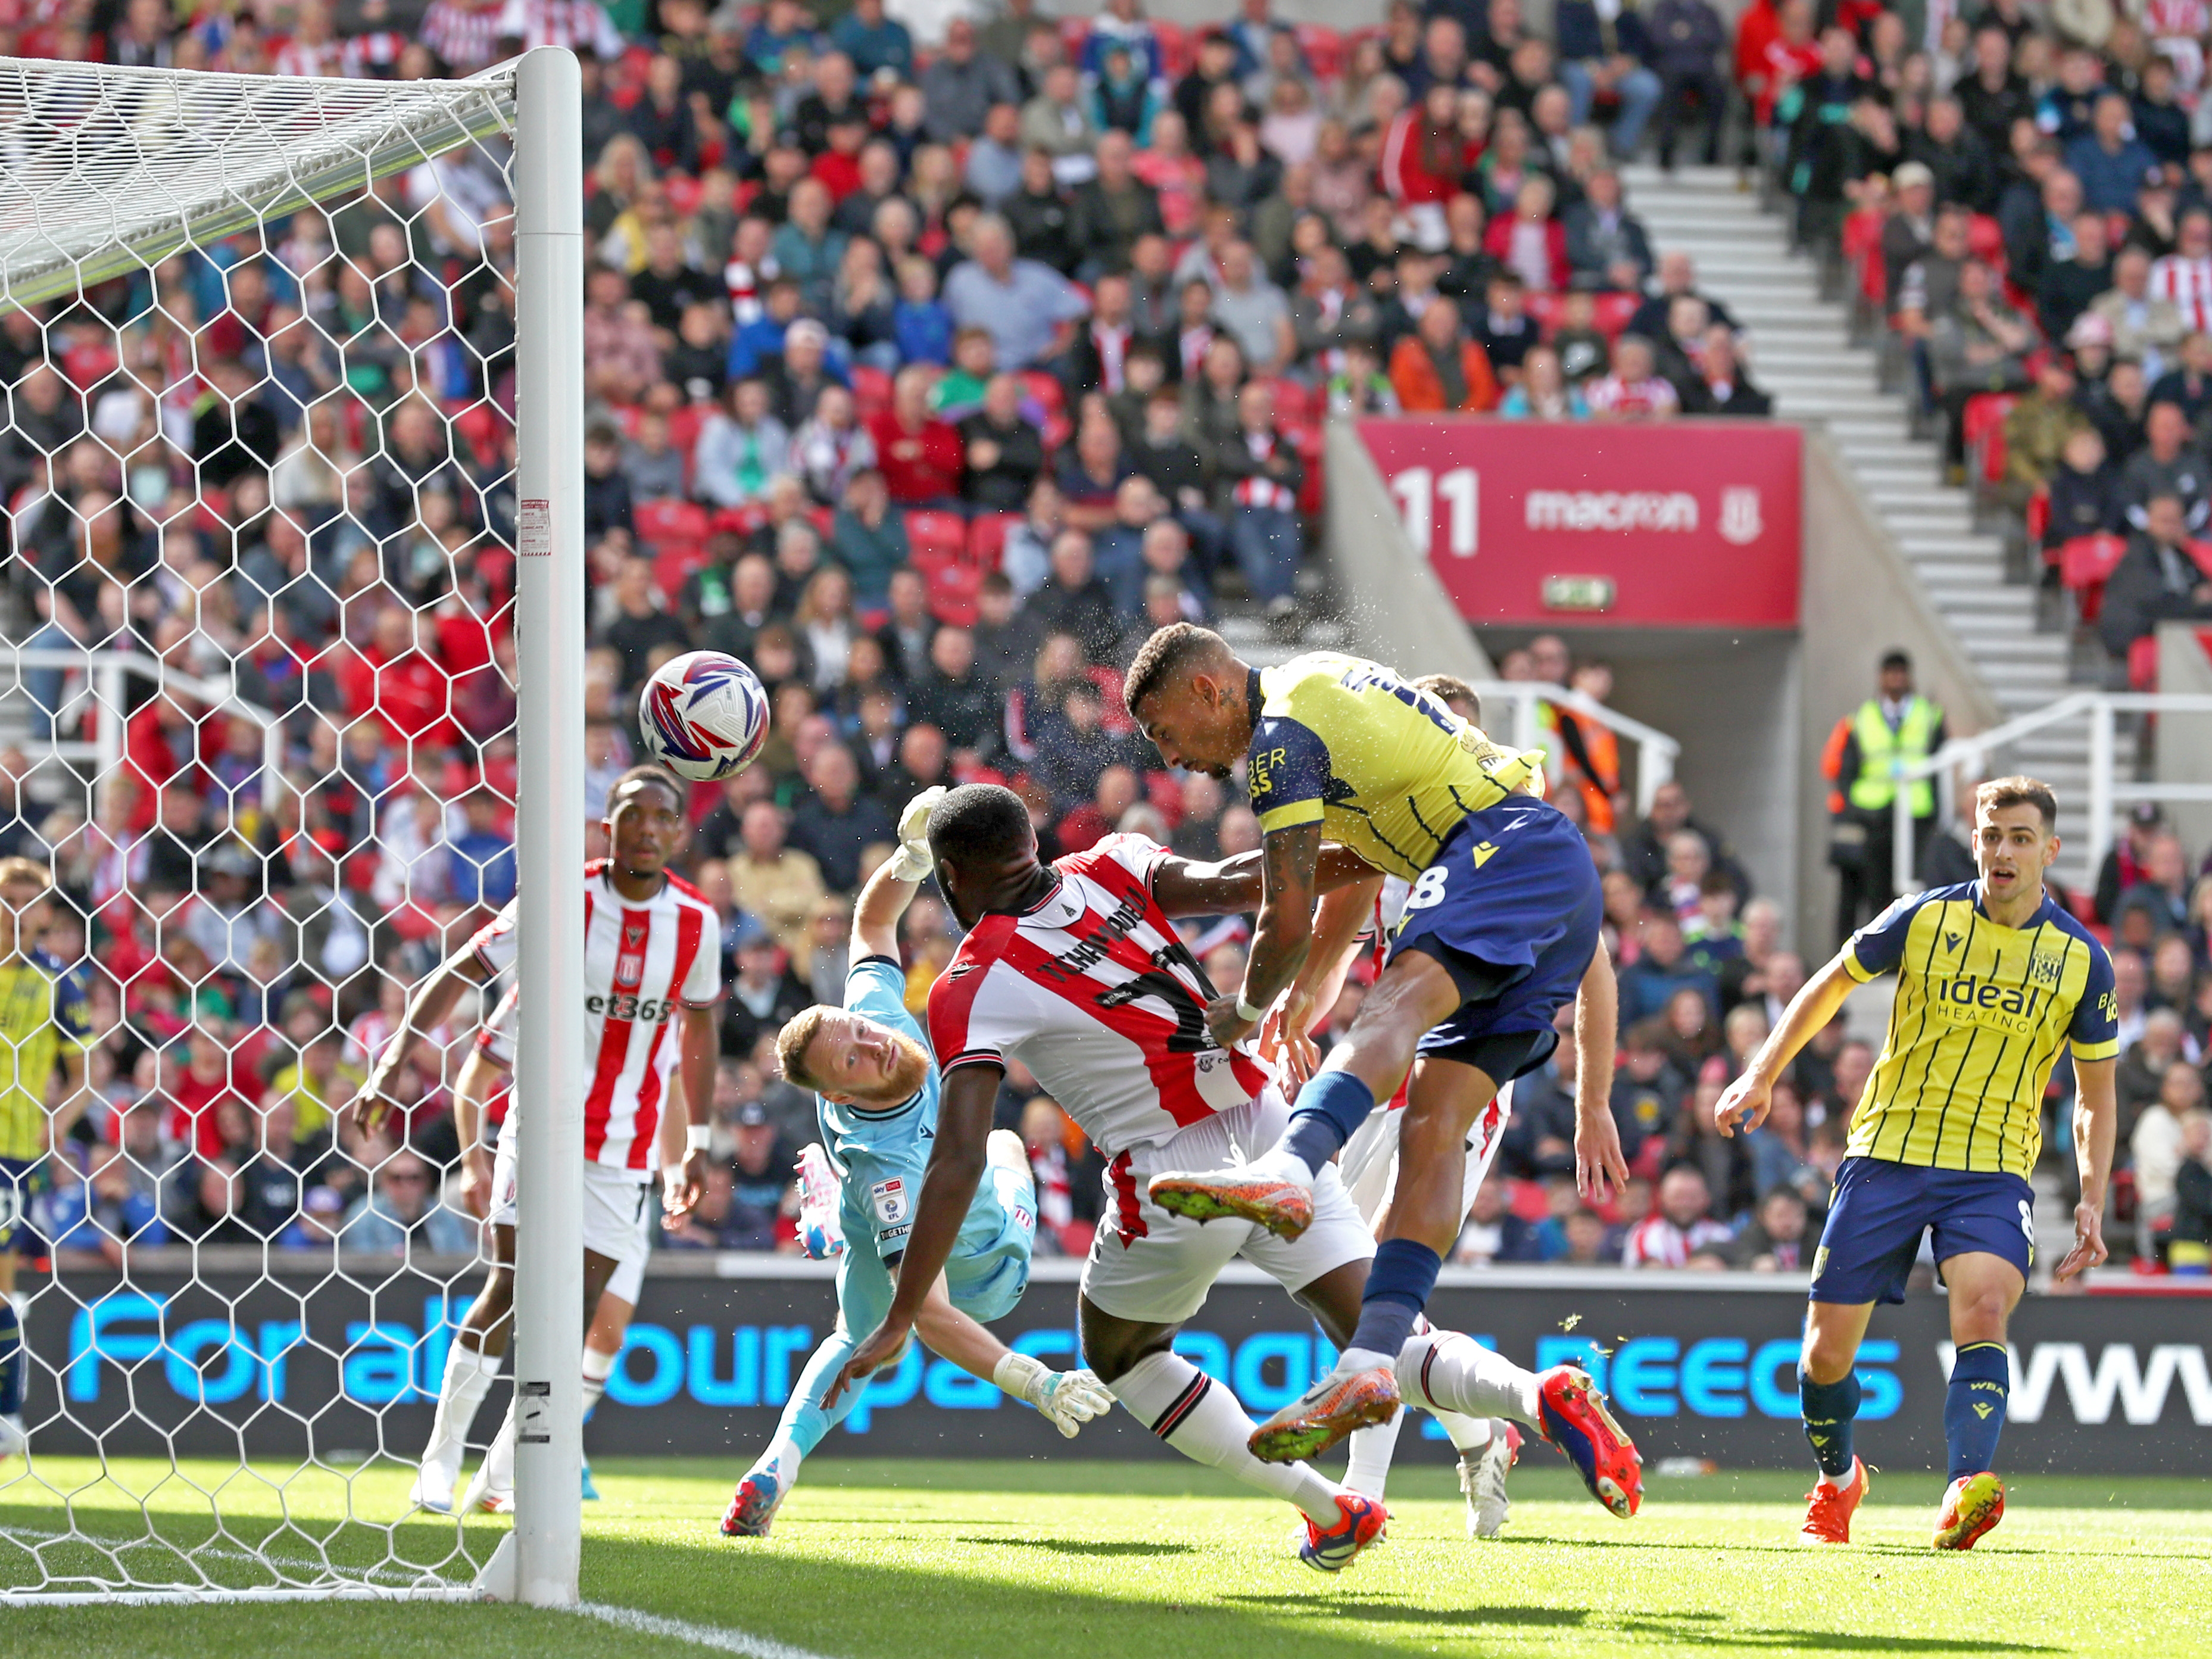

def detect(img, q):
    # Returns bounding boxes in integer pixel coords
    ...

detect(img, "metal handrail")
[2,647,288,809]
[1888,691,2212,893]
[1469,680,1680,817]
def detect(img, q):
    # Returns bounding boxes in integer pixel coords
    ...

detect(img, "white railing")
[1890,691,2212,893]
[2,647,288,813]
[1471,680,1680,817]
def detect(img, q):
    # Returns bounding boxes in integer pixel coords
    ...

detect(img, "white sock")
[1107,1352,1343,1526]
[421,1341,502,1475]
[480,1395,517,1497]
[581,1345,615,1420]
[1341,1405,1405,1499]
[750,1430,805,1492]
[1249,1145,1315,1185]
[1435,1409,1492,1453]
[1399,1331,1543,1427]
[1337,1346,1395,1374]
[1818,1460,1860,1493]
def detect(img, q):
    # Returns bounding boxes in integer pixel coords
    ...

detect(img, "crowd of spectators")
[100,0,2212,1286]
[1795,0,2212,685]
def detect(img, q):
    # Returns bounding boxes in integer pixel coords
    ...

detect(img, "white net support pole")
[504,44,585,1611]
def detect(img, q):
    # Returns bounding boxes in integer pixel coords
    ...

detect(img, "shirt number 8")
[1400,866,1450,922]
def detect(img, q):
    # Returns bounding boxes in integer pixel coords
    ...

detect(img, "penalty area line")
[576,1599,841,1659]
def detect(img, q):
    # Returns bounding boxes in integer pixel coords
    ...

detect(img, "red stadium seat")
[1961,392,2017,489]
[1058,16,1090,57]
[664,174,703,220]
[636,499,710,547]
[927,562,982,626]
[2059,532,2127,622]
[851,364,893,414]
[651,540,710,605]
[1265,376,1317,423]
[1019,370,1067,422]
[1294,23,1345,80]
[905,509,968,566]
[1592,292,1640,337]
[1155,19,1191,77]
[667,401,709,464]
[806,504,834,538]
[1965,214,2007,274]
[710,503,766,538]
[1525,292,1565,338]
[2128,633,2160,690]
[2026,486,2051,556]
[967,512,1020,570]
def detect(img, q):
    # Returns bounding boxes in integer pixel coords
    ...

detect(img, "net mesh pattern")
[0,55,525,1602]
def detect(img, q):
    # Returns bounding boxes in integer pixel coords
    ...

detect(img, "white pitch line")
[575,1599,841,1659]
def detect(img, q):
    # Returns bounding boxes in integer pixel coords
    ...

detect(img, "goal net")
[0,52,584,1604]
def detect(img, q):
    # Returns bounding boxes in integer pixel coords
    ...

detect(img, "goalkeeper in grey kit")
[720,789,1110,1536]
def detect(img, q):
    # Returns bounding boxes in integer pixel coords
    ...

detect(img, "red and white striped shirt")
[422,0,507,71]
[270,35,347,77]
[927,834,1270,1159]
[469,861,722,1176]
[2149,252,2212,335]
[492,0,625,59]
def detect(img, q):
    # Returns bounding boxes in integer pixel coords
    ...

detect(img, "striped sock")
[1106,1352,1341,1526]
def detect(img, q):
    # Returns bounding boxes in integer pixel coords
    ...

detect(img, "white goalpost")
[0,48,582,1605]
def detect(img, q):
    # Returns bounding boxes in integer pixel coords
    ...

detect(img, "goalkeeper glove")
[993,1354,1114,1438]
[887,785,948,882]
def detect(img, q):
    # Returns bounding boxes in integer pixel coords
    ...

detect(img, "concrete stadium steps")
[1617,163,2127,890]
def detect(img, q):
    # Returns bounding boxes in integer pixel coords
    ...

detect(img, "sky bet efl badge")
[871,1178,909,1227]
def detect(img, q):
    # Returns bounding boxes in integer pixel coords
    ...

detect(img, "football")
[637,650,769,781]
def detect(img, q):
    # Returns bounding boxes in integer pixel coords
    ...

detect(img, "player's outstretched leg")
[722,1324,865,1537]
[1933,1339,2011,1550]
[1395,1329,1643,1518]
[413,1338,504,1513]
[1101,1345,1385,1571]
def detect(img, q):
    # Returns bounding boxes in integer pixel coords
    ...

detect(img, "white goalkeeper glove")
[993,1353,1114,1438]
[887,785,948,883]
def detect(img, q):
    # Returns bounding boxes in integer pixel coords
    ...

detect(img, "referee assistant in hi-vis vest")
[1827,650,1946,947]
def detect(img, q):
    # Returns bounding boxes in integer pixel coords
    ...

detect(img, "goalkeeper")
[719,790,1109,1537]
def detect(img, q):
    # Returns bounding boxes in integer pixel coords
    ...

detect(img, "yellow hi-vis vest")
[1847,696,1940,817]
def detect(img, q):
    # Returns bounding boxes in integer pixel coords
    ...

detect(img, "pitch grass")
[5,1456,2209,1659]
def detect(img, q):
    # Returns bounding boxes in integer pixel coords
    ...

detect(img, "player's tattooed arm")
[1151,840,1381,916]
[1206,821,1324,1049]
[826,1063,999,1406]
[1263,872,1387,1093]
[2058,1055,2117,1280]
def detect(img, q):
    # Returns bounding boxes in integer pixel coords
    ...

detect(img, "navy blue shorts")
[1809,1155,2036,1306]
[1389,800,1603,1083]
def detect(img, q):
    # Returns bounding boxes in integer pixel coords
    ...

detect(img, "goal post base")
[474,1532,517,1603]
[0,1583,486,1607]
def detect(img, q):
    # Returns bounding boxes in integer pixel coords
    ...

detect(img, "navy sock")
[1799,1366,1860,1480]
[0,1299,20,1417]
[1945,1342,2009,1482]
[1346,1238,1441,1361]
[1281,1071,1377,1177]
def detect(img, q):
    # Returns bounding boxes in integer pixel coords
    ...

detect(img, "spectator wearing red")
[868,364,964,505]
[1587,336,1684,419]
[1390,299,1500,413]
[1484,176,1571,294]
[339,608,459,751]
[1379,82,1467,246]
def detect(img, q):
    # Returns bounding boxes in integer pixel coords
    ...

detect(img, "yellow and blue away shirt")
[1842,883,2117,1178]
[0,949,92,1162]
[1243,654,1541,881]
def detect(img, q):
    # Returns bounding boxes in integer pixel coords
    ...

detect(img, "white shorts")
[489,1140,653,1295]
[1081,1090,1376,1325]
[1339,1079,1515,1227]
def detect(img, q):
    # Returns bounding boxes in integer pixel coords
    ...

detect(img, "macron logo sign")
[1524,490,1701,534]
[1940,1343,2212,1425]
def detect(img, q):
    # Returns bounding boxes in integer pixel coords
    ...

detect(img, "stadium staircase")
[1618,163,2131,891]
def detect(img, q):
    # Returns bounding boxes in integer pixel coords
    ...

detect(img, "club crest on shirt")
[871,1178,909,1225]
[2027,947,2065,989]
